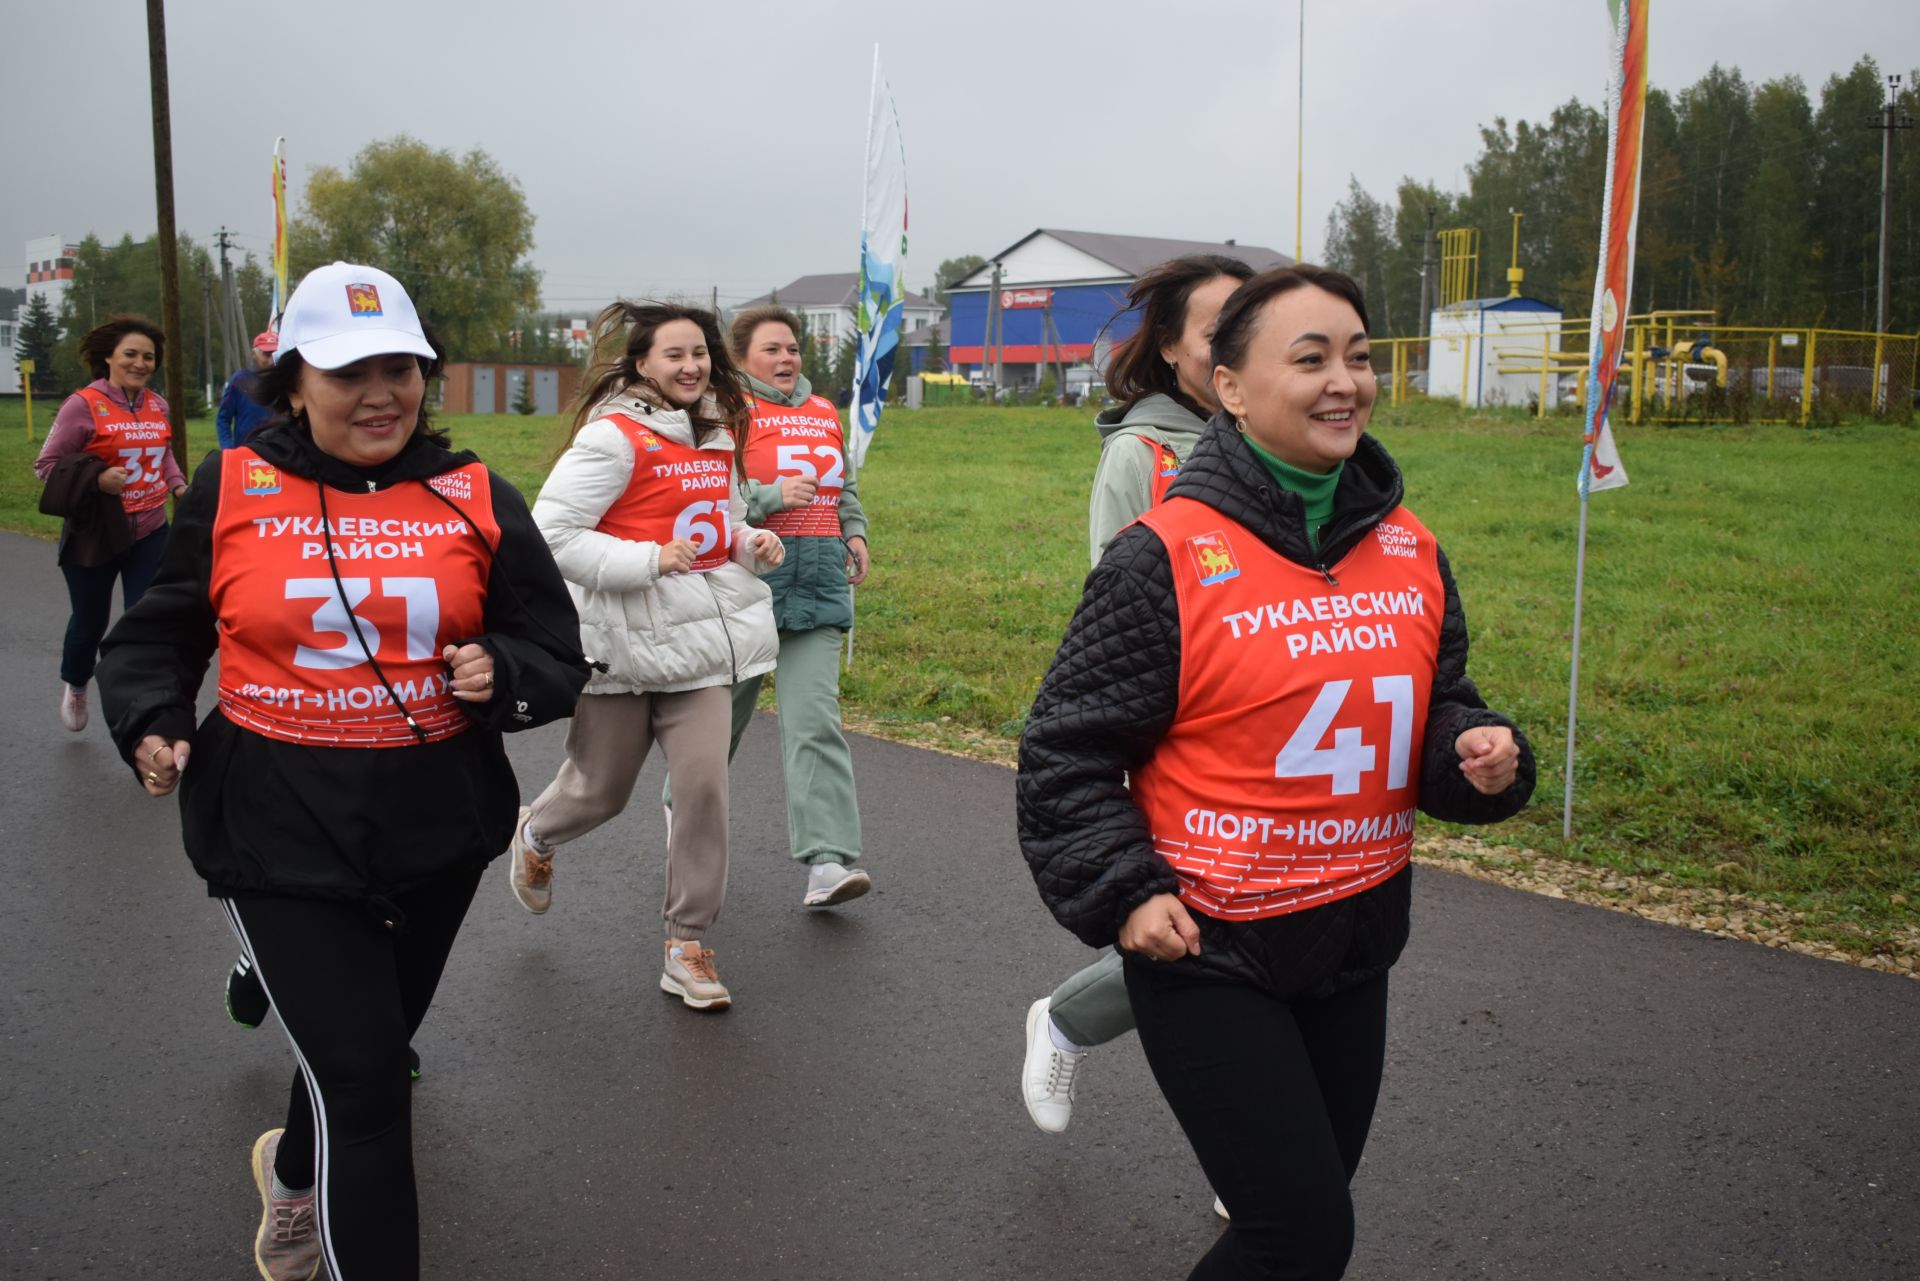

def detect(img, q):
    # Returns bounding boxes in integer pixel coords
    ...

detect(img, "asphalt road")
[1,528,1915,1280]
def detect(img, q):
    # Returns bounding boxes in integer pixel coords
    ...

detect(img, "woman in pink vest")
[1018,266,1534,1280]
[32,315,187,732]
[96,262,592,1280]
[506,302,784,1012]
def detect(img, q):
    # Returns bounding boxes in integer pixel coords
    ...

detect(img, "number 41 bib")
[1130,496,1444,922]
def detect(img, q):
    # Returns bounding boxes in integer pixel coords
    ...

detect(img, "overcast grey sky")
[5,0,1914,313]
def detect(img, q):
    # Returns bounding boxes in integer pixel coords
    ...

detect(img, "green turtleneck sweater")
[1241,435,1344,553]
[742,370,812,408]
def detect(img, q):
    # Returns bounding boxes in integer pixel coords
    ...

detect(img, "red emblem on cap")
[346,283,383,317]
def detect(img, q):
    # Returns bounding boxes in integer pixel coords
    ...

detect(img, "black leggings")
[223,866,482,1281]
[1125,960,1390,1281]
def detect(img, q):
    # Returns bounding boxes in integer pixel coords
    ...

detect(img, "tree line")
[1322,57,1920,336]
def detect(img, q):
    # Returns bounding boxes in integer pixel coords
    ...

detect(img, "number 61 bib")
[209,448,498,747]
[594,413,736,572]
[1130,496,1444,922]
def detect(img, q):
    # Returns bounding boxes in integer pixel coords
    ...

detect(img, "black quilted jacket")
[1016,414,1536,998]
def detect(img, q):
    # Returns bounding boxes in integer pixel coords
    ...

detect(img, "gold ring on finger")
[146,771,159,783]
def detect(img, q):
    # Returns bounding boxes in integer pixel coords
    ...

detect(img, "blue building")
[948,229,1290,391]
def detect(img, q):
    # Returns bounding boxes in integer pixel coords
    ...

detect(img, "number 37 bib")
[1130,497,1444,922]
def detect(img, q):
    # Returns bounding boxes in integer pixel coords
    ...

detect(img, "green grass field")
[5,396,1914,951]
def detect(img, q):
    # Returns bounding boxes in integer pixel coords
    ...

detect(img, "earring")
[1236,418,1248,434]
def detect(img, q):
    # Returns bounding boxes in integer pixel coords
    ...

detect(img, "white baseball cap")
[275,262,435,369]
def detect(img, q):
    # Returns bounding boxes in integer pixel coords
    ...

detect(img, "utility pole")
[202,268,213,406]
[1420,211,1436,345]
[217,226,242,376]
[986,261,1003,402]
[1294,0,1305,262]
[146,0,188,462]
[1868,73,1914,336]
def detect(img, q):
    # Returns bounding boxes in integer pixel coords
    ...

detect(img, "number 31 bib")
[209,448,498,747]
[1130,496,1444,922]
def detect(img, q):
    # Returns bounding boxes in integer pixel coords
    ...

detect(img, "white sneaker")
[505,807,553,914]
[802,861,872,907]
[660,940,732,1011]
[1213,1196,1229,1221]
[1021,997,1086,1133]
[59,683,87,732]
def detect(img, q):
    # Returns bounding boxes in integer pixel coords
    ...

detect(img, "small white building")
[1428,296,1563,408]
[736,273,941,352]
[0,315,17,395]
[8,236,80,396]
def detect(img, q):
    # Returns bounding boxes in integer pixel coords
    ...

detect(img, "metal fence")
[1375,316,1917,425]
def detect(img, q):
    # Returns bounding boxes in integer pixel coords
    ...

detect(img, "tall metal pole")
[1868,74,1913,337]
[216,227,237,376]
[146,0,188,462]
[987,261,1004,400]
[1418,207,1436,344]
[1562,494,1592,839]
[202,269,213,406]
[1294,0,1305,262]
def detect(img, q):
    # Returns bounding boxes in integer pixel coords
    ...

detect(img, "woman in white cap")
[96,262,591,1281]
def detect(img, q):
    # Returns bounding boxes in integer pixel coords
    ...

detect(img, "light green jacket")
[1087,393,1209,565]
[738,372,869,633]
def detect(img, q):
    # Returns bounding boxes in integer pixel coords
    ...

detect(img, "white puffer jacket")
[533,390,780,695]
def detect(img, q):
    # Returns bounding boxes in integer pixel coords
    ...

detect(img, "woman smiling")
[33,315,187,732]
[1018,265,1535,1279]
[96,261,590,1279]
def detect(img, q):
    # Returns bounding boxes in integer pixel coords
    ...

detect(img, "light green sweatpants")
[1046,949,1136,1047]
[664,625,862,866]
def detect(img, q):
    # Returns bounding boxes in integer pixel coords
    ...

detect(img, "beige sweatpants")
[527,686,732,939]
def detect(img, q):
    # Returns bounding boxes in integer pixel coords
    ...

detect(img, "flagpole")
[1563,476,1593,838]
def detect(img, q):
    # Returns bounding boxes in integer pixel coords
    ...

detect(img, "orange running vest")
[78,387,173,514]
[1130,496,1445,922]
[208,448,499,747]
[1139,437,1181,507]
[594,413,735,572]
[740,393,846,539]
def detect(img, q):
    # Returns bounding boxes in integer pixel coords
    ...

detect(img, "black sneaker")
[408,1046,421,1081]
[225,956,271,1028]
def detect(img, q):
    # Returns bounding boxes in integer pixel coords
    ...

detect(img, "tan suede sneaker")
[251,1128,320,1281]
[506,806,554,914]
[661,940,732,1011]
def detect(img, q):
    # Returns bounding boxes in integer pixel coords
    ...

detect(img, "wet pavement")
[1,529,1915,1280]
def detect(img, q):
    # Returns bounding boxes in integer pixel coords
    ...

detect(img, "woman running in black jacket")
[97,262,590,1281]
[1017,266,1535,1281]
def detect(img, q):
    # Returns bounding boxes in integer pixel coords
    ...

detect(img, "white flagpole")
[1563,478,1592,838]
[846,44,880,674]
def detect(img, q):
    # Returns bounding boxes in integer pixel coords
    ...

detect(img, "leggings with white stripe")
[223,866,482,1281]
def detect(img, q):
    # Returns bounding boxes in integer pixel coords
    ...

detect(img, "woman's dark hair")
[728,305,804,361]
[1102,255,1256,410]
[564,302,748,460]
[78,314,166,382]
[248,325,452,449]
[1209,265,1372,373]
